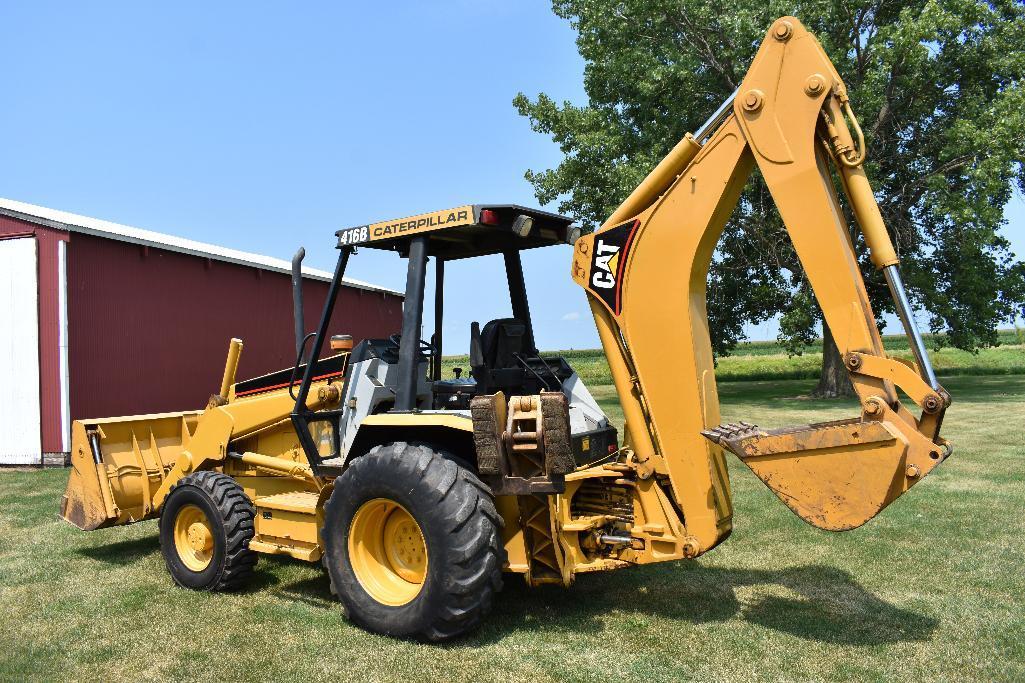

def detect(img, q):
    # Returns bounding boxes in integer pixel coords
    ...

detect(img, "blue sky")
[1,2,1022,353]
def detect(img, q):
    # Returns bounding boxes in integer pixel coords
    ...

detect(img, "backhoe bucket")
[704,418,949,531]
[61,412,199,530]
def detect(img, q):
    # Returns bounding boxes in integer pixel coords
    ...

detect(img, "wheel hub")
[173,504,214,572]
[348,499,428,606]
[187,522,213,552]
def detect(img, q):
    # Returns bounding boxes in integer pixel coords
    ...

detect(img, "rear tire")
[322,442,503,641]
[159,471,257,591]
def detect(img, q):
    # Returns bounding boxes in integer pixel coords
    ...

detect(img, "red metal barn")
[0,198,403,466]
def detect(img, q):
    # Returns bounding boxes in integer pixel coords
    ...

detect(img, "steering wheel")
[388,334,436,356]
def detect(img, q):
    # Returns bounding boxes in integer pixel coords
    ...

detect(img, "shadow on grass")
[77,534,159,565]
[71,533,938,647]
[275,574,336,608]
[244,555,335,608]
[246,566,283,592]
[261,557,937,647]
[462,563,937,647]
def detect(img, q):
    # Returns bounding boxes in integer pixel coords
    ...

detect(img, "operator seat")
[469,318,532,395]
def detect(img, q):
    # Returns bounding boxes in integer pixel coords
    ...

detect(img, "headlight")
[512,214,534,238]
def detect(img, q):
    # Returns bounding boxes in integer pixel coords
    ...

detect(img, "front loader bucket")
[62,428,114,531]
[61,412,200,530]
[704,418,949,531]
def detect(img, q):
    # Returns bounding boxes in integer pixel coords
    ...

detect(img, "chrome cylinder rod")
[883,265,939,390]
[695,89,739,142]
[598,534,634,546]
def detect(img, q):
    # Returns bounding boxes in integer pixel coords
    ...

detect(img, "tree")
[515,0,1025,396]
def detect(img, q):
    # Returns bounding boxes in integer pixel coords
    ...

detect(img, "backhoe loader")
[61,17,951,641]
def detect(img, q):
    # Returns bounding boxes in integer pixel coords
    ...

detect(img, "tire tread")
[160,471,257,591]
[322,441,503,641]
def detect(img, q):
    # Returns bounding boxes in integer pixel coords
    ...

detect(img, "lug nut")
[845,353,863,371]
[742,89,764,112]
[923,394,941,414]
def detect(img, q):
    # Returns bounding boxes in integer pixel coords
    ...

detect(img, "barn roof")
[0,197,401,296]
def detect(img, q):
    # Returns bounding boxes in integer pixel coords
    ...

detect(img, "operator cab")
[342,204,580,412]
[290,204,615,472]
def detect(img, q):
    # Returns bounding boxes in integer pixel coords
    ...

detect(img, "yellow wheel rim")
[348,498,428,606]
[173,504,214,572]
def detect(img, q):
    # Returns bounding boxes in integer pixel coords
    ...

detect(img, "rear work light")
[512,214,534,238]
[480,209,500,225]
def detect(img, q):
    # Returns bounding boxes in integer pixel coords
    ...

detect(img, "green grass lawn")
[2,374,1023,682]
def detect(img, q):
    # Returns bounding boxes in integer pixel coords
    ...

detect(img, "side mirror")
[453,367,463,379]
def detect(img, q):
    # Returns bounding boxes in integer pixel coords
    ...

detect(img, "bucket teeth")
[701,422,761,450]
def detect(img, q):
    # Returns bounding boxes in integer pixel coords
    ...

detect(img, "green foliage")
[515,0,1025,357]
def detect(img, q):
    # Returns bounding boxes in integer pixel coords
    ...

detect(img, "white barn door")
[0,237,41,464]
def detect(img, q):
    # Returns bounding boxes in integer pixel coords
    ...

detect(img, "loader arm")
[572,17,951,552]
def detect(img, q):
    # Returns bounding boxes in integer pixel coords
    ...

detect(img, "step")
[251,490,322,562]
[255,490,319,514]
[315,457,345,479]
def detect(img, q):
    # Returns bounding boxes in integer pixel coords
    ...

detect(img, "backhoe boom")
[572,17,950,552]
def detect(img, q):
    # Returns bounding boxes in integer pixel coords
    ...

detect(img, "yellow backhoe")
[61,17,951,641]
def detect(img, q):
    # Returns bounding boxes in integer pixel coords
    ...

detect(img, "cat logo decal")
[588,219,640,315]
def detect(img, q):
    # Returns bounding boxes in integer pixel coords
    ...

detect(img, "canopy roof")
[336,204,576,260]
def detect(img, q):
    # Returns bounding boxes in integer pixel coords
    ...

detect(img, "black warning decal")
[588,218,640,315]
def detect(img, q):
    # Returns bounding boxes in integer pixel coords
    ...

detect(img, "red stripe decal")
[613,219,641,315]
[234,370,344,398]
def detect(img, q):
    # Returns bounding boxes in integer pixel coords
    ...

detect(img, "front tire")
[159,471,257,591]
[323,442,503,641]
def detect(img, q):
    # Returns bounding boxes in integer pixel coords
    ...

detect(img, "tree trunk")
[812,321,856,398]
